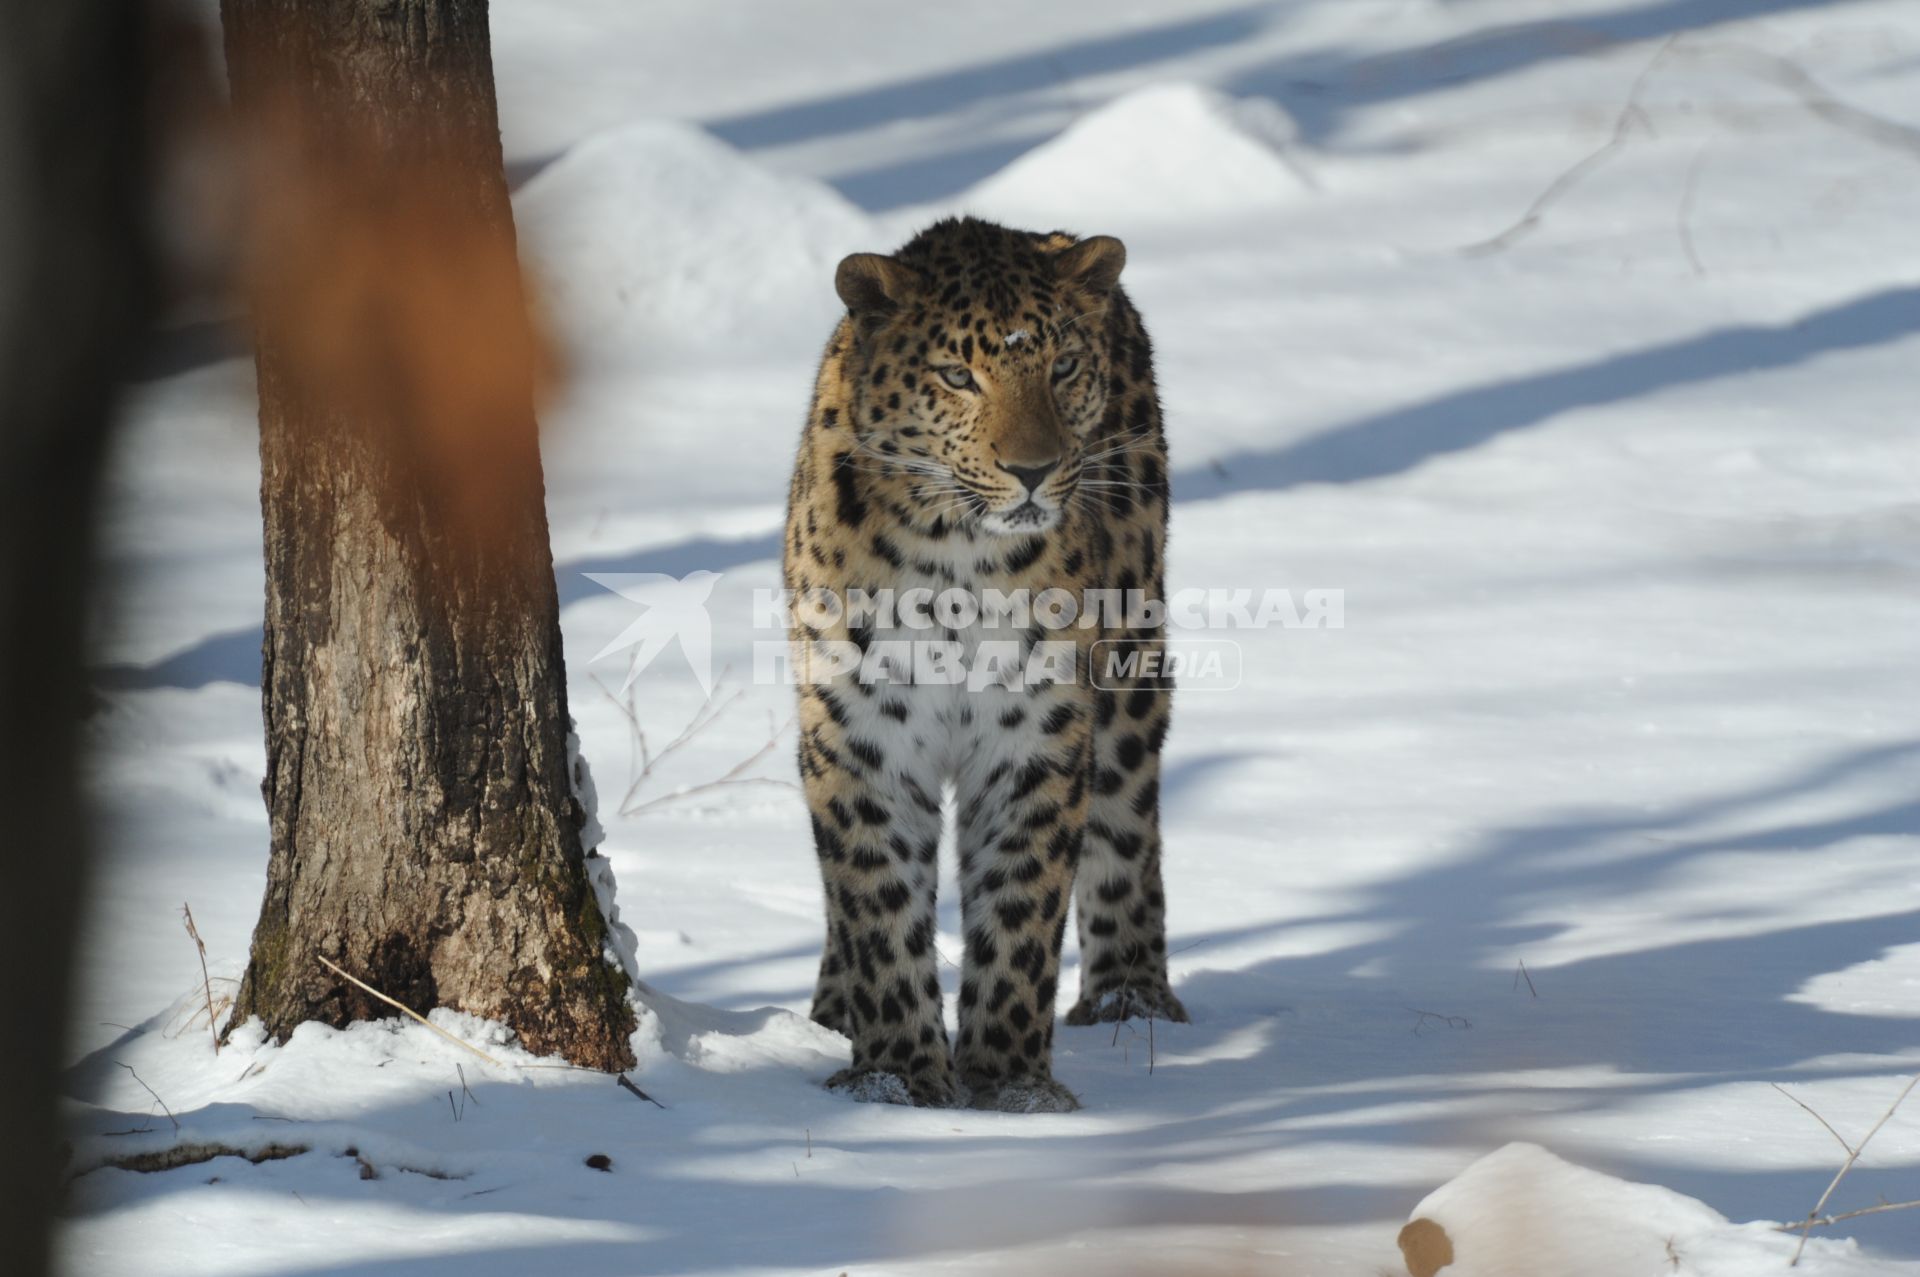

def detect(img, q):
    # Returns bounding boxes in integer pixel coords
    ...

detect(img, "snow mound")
[1400,1143,1899,1277]
[962,83,1309,229]
[515,120,873,356]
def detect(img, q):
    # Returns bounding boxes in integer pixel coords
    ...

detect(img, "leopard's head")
[834,218,1127,537]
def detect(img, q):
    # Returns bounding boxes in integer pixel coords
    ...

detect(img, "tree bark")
[222,0,635,1070]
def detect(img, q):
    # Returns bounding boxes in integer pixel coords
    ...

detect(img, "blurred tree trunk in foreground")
[0,2,154,1273]
[221,0,635,1070]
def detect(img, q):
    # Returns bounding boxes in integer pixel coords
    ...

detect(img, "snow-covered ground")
[65,1,1920,1273]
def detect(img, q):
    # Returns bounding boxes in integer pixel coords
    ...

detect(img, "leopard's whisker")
[1078,439,1160,464]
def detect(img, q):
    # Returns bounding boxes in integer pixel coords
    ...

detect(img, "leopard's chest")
[838,530,1078,758]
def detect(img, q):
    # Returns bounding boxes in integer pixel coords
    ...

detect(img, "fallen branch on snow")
[81,1141,308,1176]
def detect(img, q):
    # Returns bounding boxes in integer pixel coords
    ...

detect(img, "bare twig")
[1784,1199,1920,1233]
[646,680,741,768]
[602,670,743,812]
[315,955,504,1067]
[615,1072,666,1108]
[1682,43,1920,163]
[1513,959,1538,998]
[1461,37,1677,256]
[589,670,647,758]
[182,902,220,1053]
[115,1062,180,1133]
[1771,1083,1853,1157]
[621,714,796,817]
[594,671,796,817]
[1408,1008,1472,1035]
[1676,145,1708,275]
[624,775,798,815]
[1458,37,1920,268]
[1785,1073,1920,1265]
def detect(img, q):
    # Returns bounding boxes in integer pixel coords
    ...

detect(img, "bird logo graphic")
[584,571,721,695]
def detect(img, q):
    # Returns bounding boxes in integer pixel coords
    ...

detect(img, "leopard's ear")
[1050,234,1126,294]
[835,253,920,314]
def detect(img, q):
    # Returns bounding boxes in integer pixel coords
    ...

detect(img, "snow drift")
[1400,1143,1903,1277]
[962,82,1310,230]
[516,84,1312,362]
[516,120,872,357]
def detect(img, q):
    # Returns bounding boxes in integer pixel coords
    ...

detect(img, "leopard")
[783,215,1185,1113]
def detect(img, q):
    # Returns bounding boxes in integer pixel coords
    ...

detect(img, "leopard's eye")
[938,366,978,392]
[1051,354,1080,381]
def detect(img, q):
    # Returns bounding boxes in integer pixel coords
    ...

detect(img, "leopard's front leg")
[799,683,954,1107]
[951,681,1090,1112]
[1065,653,1186,1026]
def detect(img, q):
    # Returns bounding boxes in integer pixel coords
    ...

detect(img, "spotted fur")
[784,217,1184,1112]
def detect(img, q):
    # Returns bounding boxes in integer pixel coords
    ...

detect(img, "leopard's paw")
[825,1066,953,1108]
[964,1075,1081,1114]
[1065,982,1189,1026]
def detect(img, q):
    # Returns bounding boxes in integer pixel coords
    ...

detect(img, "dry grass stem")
[182,902,222,1052]
[315,955,505,1067]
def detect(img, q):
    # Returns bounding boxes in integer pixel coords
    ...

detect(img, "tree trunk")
[0,3,153,1272]
[222,0,635,1071]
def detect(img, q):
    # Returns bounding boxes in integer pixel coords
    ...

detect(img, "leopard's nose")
[998,457,1061,495]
